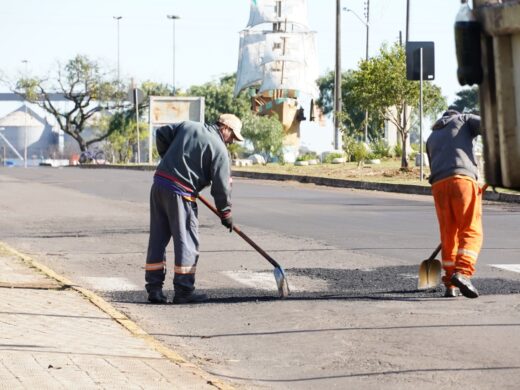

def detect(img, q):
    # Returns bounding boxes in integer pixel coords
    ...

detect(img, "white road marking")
[222,270,327,292]
[222,270,278,291]
[490,264,520,274]
[81,276,141,291]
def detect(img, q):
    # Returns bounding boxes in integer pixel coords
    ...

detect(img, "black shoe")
[148,290,167,304]
[451,273,479,299]
[172,292,208,304]
[444,287,461,298]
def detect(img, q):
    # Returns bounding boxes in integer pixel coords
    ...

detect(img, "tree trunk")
[400,132,409,169]
[78,140,88,152]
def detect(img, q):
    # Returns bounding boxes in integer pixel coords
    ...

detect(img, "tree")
[187,74,251,123]
[14,55,125,152]
[451,86,479,113]
[103,80,170,163]
[140,81,174,98]
[350,43,446,168]
[316,70,384,140]
[96,110,149,164]
[241,113,285,162]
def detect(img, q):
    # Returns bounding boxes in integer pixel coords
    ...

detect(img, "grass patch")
[233,159,431,186]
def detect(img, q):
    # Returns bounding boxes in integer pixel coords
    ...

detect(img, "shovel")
[417,243,442,289]
[197,194,290,298]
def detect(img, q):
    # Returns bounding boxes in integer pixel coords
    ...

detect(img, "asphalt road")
[1,166,520,389]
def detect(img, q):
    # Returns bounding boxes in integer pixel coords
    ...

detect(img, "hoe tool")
[418,244,442,289]
[198,194,290,298]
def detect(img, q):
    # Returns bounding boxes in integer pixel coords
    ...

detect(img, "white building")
[0,105,61,162]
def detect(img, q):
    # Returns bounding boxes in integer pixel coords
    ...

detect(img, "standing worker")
[426,107,483,298]
[145,114,243,304]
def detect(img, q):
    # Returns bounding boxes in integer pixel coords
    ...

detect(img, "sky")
[0,0,465,151]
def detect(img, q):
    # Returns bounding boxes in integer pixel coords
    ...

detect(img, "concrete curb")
[77,164,520,203]
[232,170,433,195]
[0,241,234,390]
[232,171,520,203]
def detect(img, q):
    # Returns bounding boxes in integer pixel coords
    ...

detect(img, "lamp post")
[22,59,29,168]
[167,15,180,95]
[334,0,341,150]
[343,2,370,142]
[113,16,122,82]
[0,127,5,166]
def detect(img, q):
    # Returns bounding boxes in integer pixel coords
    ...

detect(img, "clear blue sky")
[1,0,463,104]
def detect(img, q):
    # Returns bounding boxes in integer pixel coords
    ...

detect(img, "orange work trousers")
[431,176,483,287]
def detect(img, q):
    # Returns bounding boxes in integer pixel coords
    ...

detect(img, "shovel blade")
[418,259,442,289]
[274,266,290,298]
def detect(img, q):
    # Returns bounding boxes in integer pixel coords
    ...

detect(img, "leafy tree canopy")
[14,54,125,151]
[316,70,384,140]
[349,43,446,167]
[241,113,284,162]
[451,86,479,113]
[187,74,251,123]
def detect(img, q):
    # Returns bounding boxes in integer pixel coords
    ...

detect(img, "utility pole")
[167,15,180,95]
[334,0,341,150]
[22,59,28,168]
[364,0,370,143]
[113,16,122,82]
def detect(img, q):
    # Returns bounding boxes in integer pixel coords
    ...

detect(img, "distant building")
[0,105,61,160]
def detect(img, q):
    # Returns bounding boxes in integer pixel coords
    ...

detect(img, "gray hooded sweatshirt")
[155,121,231,214]
[426,110,481,185]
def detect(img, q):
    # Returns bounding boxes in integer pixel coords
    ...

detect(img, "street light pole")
[167,15,180,95]
[22,59,28,168]
[364,1,370,143]
[343,3,370,142]
[334,0,341,150]
[401,0,410,168]
[113,16,122,82]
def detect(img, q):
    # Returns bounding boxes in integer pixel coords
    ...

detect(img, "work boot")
[451,273,479,299]
[444,286,461,298]
[172,291,208,304]
[148,290,168,304]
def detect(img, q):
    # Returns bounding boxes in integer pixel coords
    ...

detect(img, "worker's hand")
[221,216,233,232]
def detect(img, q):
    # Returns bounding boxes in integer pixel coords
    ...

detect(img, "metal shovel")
[417,243,442,289]
[198,194,290,298]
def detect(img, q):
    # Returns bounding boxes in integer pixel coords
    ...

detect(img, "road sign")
[127,88,145,106]
[406,41,435,81]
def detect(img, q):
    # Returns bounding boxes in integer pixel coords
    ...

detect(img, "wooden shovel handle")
[428,243,442,261]
[197,194,282,269]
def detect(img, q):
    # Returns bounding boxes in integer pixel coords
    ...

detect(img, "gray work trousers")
[145,183,199,294]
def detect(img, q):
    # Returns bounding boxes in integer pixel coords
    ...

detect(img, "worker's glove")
[220,213,233,232]
[221,216,233,232]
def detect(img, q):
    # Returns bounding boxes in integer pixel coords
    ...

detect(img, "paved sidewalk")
[0,244,231,390]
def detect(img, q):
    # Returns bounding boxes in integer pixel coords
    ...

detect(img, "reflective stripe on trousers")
[145,182,199,293]
[432,176,483,285]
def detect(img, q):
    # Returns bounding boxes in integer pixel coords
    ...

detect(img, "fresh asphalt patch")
[107,265,520,304]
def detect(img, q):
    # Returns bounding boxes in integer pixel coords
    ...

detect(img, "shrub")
[370,139,391,158]
[393,142,403,158]
[296,152,318,162]
[227,143,247,159]
[352,141,370,163]
[341,134,357,162]
[322,152,345,163]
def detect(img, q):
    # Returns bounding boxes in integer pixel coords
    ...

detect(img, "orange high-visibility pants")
[431,176,483,286]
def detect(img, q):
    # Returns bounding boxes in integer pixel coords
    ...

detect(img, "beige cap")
[218,113,243,141]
